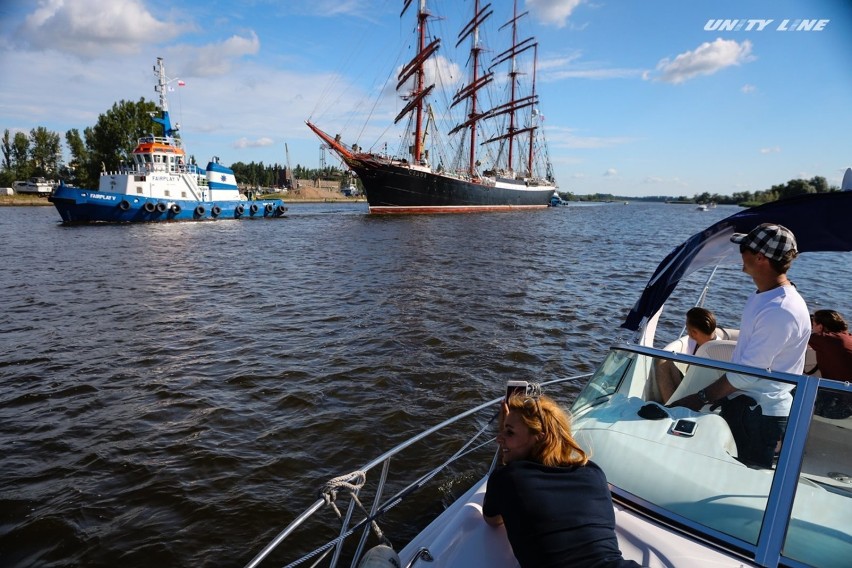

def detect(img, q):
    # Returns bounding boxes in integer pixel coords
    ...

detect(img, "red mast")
[398,0,438,165]
[507,0,519,174]
[449,1,494,178]
[527,42,538,177]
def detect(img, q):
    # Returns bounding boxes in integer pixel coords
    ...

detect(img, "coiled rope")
[321,470,392,549]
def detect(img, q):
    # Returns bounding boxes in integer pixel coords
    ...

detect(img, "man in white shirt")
[670,223,810,467]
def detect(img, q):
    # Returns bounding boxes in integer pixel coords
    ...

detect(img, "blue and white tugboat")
[49,58,287,223]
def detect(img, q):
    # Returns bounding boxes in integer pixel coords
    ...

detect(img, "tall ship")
[49,58,287,223]
[307,0,559,214]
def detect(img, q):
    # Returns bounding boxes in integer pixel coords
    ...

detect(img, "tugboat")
[49,58,287,223]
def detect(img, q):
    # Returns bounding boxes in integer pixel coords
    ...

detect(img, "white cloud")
[759,146,781,154]
[394,54,463,96]
[604,168,618,177]
[653,38,754,84]
[643,176,687,187]
[741,84,757,94]
[527,0,585,28]
[545,67,645,81]
[14,0,186,58]
[173,32,261,77]
[544,127,636,149]
[233,137,276,149]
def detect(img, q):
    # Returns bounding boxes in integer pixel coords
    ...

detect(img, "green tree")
[63,129,87,186]
[29,126,62,177]
[0,130,12,186]
[82,98,158,186]
[810,176,830,193]
[12,132,30,180]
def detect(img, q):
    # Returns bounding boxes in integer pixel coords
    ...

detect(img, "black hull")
[350,159,554,214]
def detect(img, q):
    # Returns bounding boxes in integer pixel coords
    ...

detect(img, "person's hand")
[668,393,703,412]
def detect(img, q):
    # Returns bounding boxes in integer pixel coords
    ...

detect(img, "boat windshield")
[570,346,852,568]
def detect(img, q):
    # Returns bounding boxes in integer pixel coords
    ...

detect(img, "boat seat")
[716,326,739,341]
[665,340,737,405]
[804,347,820,376]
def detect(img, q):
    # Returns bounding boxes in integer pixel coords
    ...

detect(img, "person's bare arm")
[668,375,736,410]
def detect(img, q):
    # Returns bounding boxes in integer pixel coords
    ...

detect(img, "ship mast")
[527,42,538,177]
[398,0,439,165]
[450,1,494,178]
[478,1,538,176]
[151,57,178,139]
[506,0,519,173]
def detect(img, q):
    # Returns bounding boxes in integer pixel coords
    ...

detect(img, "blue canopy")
[623,191,852,331]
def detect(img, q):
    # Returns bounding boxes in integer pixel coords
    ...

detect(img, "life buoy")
[156,202,167,213]
[249,203,259,215]
[143,201,156,213]
[264,203,274,214]
[170,204,182,214]
[211,205,221,217]
[235,204,245,216]
[118,200,130,211]
[275,204,287,215]
[194,205,206,216]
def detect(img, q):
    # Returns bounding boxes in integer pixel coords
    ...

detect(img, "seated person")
[656,307,718,402]
[809,309,852,419]
[670,223,809,468]
[483,392,643,568]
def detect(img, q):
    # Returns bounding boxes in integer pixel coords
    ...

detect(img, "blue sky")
[1,0,849,197]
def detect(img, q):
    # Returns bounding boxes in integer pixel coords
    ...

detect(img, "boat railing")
[243,372,591,568]
[99,163,205,177]
[136,134,182,147]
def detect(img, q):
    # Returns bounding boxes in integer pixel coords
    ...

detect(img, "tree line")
[1,98,343,190]
[558,175,840,205]
[1,97,840,202]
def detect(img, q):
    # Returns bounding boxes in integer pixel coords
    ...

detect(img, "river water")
[1,202,849,567]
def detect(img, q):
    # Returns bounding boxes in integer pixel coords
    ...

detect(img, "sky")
[1,0,850,197]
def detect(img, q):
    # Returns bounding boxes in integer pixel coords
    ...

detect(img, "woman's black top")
[483,460,642,568]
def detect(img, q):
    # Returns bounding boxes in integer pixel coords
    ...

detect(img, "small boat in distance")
[306,0,558,214]
[49,58,287,224]
[14,177,56,196]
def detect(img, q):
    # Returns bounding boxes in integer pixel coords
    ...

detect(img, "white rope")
[319,470,392,549]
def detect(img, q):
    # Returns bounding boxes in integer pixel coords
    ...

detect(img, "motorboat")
[245,192,852,568]
[14,177,56,195]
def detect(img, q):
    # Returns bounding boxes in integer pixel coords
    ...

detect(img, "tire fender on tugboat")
[264,203,274,214]
[194,205,206,217]
[156,202,168,213]
[143,202,156,213]
[275,204,287,215]
[211,205,221,217]
[250,203,259,215]
[235,204,245,216]
[118,200,130,211]
[170,204,181,215]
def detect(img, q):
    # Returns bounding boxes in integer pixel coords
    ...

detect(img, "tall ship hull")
[308,0,560,214]
[49,58,286,224]
[307,125,555,214]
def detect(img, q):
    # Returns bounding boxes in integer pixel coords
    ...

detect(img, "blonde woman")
[483,392,642,568]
